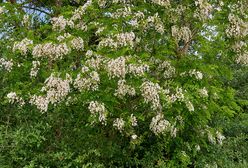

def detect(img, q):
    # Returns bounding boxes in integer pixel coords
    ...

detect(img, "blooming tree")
[0,0,247,167]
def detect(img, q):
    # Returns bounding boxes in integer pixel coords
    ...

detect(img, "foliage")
[0,0,247,167]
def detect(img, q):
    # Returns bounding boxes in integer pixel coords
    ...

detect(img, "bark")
[8,0,16,4]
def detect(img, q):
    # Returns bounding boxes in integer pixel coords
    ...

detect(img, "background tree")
[0,0,247,167]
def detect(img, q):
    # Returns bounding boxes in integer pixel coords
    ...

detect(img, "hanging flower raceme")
[41,73,71,104]
[0,58,13,72]
[88,101,107,124]
[32,43,70,60]
[150,113,171,135]
[13,38,33,55]
[106,56,126,79]
[141,81,161,110]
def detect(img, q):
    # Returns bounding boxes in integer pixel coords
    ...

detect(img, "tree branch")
[22,5,51,16]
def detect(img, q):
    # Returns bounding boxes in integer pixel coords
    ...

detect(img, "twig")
[22,5,51,16]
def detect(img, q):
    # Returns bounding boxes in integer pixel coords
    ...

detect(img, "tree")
[0,0,247,167]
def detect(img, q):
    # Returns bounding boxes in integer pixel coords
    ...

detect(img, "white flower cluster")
[112,7,132,19]
[96,27,105,35]
[29,95,49,112]
[172,26,192,43]
[195,0,213,20]
[88,101,107,124]
[13,38,33,55]
[188,69,203,80]
[112,0,129,4]
[74,71,100,91]
[51,16,74,31]
[7,92,25,106]
[107,56,126,78]
[168,5,186,23]
[166,87,185,103]
[70,37,84,51]
[85,55,104,70]
[127,64,149,77]
[158,61,176,79]
[236,52,248,65]
[114,80,136,98]
[57,33,72,42]
[130,114,137,127]
[226,14,248,38]
[232,41,246,53]
[32,43,70,60]
[185,101,194,112]
[128,11,145,28]
[116,32,136,48]
[207,130,225,145]
[71,0,92,21]
[199,87,208,97]
[150,113,171,135]
[41,73,71,104]
[131,134,138,140]
[141,81,161,110]
[216,131,226,145]
[146,13,165,34]
[97,0,107,8]
[30,61,40,78]
[22,14,30,27]
[0,58,13,72]
[151,0,170,8]
[0,6,4,14]
[113,118,125,132]
[99,32,136,49]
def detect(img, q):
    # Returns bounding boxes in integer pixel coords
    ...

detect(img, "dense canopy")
[0,0,247,167]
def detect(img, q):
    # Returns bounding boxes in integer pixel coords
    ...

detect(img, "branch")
[22,5,51,16]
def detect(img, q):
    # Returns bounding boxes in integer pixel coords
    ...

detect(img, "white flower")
[106,56,126,78]
[42,73,71,104]
[30,95,49,112]
[99,32,136,49]
[172,26,192,43]
[216,131,225,145]
[194,0,213,20]
[70,37,84,51]
[127,64,149,77]
[141,81,161,110]
[74,71,100,91]
[226,14,248,38]
[158,61,175,78]
[152,0,170,8]
[150,113,171,135]
[13,38,33,55]
[186,101,194,112]
[0,6,5,14]
[88,101,107,124]
[208,131,216,144]
[30,61,40,78]
[7,92,25,106]
[189,69,203,80]
[236,52,248,65]
[199,87,208,97]
[22,14,30,27]
[0,58,13,72]
[113,118,125,132]
[195,144,201,151]
[32,43,70,60]
[131,134,138,140]
[130,114,138,126]
[114,80,136,98]
[71,0,92,21]
[51,16,74,31]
